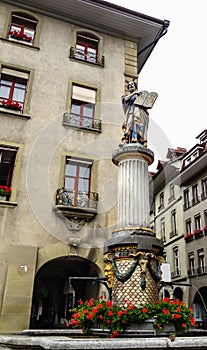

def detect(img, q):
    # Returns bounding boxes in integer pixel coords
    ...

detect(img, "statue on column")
[121,81,158,147]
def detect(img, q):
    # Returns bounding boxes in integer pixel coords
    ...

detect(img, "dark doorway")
[30,256,101,329]
[173,287,183,301]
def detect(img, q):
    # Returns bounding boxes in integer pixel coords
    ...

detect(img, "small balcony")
[69,47,105,67]
[55,188,98,221]
[63,113,101,133]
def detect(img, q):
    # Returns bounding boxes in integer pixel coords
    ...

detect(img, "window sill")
[0,37,40,50]
[0,108,31,119]
[0,200,17,207]
[69,56,104,68]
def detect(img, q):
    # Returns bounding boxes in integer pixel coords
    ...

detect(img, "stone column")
[104,144,164,307]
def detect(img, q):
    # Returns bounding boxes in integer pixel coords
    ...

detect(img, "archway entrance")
[193,286,207,329]
[30,256,101,329]
[173,287,183,301]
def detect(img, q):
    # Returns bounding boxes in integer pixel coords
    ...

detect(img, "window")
[8,12,37,45]
[70,85,96,128]
[161,218,166,242]
[173,246,180,276]
[170,209,177,237]
[186,219,192,234]
[0,142,23,203]
[195,215,202,230]
[70,30,104,67]
[76,33,98,63]
[183,188,191,210]
[188,253,195,276]
[0,147,16,187]
[192,184,199,205]
[63,83,102,131]
[65,158,92,192]
[0,68,28,113]
[64,158,93,207]
[168,184,175,203]
[197,250,206,274]
[158,192,164,211]
[204,210,207,226]
[201,178,207,200]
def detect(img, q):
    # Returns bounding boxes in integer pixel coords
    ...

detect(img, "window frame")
[161,217,166,242]
[64,157,92,194]
[158,192,164,211]
[0,141,23,204]
[201,177,207,200]
[65,80,101,131]
[70,29,104,67]
[58,152,98,196]
[197,249,206,274]
[194,214,202,230]
[171,209,177,236]
[0,62,34,118]
[186,219,192,234]
[188,253,195,276]
[192,183,199,205]
[173,246,180,277]
[183,188,191,210]
[2,10,41,49]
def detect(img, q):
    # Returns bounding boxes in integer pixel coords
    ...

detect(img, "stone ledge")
[1,335,207,349]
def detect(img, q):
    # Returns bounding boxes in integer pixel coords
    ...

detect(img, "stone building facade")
[0,0,168,332]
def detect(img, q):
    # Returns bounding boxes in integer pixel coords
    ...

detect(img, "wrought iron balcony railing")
[56,188,98,210]
[63,113,101,132]
[69,47,105,67]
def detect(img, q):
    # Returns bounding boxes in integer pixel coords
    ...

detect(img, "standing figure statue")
[121,81,158,147]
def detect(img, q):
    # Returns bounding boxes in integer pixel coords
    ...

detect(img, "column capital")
[112,144,154,166]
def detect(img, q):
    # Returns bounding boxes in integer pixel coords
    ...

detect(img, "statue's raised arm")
[121,81,158,147]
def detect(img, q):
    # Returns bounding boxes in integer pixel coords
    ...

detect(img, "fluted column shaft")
[118,156,149,227]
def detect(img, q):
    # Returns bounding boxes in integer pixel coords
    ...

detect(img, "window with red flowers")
[0,68,28,113]
[8,12,37,45]
[0,147,17,188]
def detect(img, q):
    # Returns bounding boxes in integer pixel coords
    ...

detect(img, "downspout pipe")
[138,19,170,56]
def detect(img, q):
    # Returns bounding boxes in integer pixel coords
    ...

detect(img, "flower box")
[0,99,22,111]
[69,297,196,338]
[193,229,203,239]
[0,186,12,201]
[9,30,32,43]
[203,226,207,235]
[184,233,194,242]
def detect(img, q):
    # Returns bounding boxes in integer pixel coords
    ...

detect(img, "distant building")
[151,130,207,328]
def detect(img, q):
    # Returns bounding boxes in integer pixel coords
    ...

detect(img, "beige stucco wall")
[0,1,140,332]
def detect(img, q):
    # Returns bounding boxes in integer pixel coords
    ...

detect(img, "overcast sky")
[108,0,206,170]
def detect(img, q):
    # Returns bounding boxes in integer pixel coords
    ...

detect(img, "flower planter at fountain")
[69,297,196,338]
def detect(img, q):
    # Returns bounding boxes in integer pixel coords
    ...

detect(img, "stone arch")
[30,242,106,329]
[192,286,207,328]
